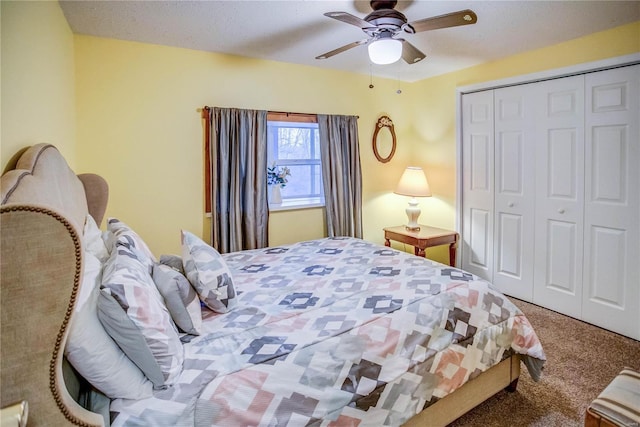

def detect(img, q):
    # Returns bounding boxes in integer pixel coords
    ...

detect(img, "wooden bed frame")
[0,144,520,426]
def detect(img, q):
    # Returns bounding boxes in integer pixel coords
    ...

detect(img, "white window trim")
[269,196,325,212]
[267,113,323,210]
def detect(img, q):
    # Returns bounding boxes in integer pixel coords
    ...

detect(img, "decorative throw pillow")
[152,264,202,336]
[65,251,153,399]
[105,218,157,269]
[100,244,184,387]
[159,254,185,274]
[181,230,237,313]
[83,214,109,262]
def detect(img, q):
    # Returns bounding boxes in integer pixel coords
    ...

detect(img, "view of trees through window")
[267,120,323,200]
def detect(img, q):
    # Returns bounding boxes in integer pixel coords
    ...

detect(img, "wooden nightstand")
[384,225,459,267]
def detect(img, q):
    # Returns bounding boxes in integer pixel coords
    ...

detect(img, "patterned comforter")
[110,237,545,426]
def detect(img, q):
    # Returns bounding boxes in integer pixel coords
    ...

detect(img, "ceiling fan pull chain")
[369,63,375,89]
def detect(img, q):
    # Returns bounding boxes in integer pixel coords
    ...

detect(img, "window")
[267,112,324,210]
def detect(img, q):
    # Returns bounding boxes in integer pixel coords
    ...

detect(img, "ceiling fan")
[316,0,477,65]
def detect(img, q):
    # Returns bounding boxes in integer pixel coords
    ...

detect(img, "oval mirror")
[372,116,396,163]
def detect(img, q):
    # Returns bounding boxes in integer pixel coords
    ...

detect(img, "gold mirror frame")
[372,116,396,163]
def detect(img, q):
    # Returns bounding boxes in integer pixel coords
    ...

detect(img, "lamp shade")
[394,166,432,197]
[368,38,402,65]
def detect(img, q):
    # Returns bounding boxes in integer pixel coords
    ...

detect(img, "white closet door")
[461,90,494,281]
[582,65,640,340]
[533,75,585,317]
[493,84,536,300]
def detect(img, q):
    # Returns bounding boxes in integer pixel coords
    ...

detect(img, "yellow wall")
[74,21,638,261]
[268,207,328,246]
[1,1,76,171]
[74,36,415,255]
[2,2,637,266]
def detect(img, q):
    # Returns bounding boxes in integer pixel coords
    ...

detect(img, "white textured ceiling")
[59,0,640,82]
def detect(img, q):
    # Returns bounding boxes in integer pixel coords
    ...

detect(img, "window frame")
[267,112,325,211]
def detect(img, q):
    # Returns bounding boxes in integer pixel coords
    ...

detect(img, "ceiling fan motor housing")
[364,9,412,36]
[370,0,398,11]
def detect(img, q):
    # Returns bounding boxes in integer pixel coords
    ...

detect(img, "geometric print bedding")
[109,237,546,426]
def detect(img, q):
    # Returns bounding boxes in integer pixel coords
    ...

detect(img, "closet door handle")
[508,202,514,207]
[558,208,565,214]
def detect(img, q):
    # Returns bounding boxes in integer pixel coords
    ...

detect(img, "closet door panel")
[470,135,491,192]
[492,85,536,301]
[498,132,523,194]
[469,208,491,269]
[589,226,626,306]
[547,129,578,198]
[545,220,578,293]
[533,75,585,318]
[583,65,639,340]
[462,91,495,280]
[495,212,523,277]
[591,126,626,203]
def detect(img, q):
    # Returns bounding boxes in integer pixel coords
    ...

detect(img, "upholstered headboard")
[1,144,108,426]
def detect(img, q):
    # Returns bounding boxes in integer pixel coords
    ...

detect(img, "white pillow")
[65,251,153,399]
[83,214,109,262]
[181,230,237,313]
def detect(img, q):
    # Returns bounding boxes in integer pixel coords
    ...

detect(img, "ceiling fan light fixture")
[368,38,402,65]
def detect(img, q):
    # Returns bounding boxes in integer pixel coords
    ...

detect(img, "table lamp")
[394,166,432,231]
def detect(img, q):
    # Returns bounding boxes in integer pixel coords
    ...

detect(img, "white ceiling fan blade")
[408,9,477,33]
[316,39,369,60]
[324,11,371,29]
[399,39,426,64]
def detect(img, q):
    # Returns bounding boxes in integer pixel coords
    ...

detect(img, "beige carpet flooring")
[449,298,640,427]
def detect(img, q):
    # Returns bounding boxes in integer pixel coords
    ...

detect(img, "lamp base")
[405,198,421,231]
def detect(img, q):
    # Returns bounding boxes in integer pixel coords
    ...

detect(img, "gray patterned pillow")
[105,218,157,269]
[181,230,237,313]
[100,244,184,387]
[97,289,166,387]
[159,254,185,274]
[152,264,202,336]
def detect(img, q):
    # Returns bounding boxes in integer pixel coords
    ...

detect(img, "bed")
[0,144,545,427]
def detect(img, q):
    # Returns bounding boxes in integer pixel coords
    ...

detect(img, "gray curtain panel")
[209,107,268,253]
[318,114,363,238]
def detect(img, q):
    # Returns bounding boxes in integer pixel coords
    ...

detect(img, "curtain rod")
[269,110,359,119]
[269,110,315,117]
[200,106,358,119]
